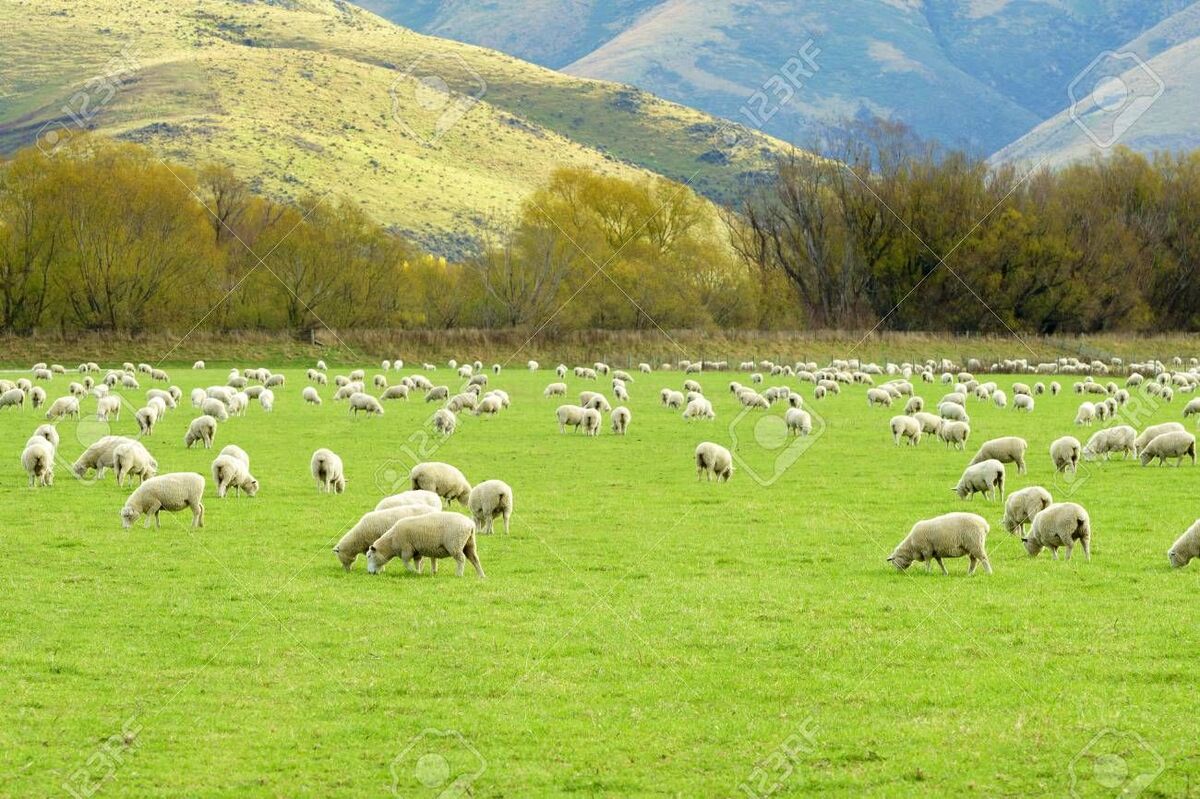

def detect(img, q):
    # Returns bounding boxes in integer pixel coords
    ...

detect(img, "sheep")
[814,385,827,400]
[30,424,59,449]
[29,386,46,408]
[210,454,259,498]
[1074,402,1096,426]
[785,408,813,436]
[366,512,484,577]
[184,416,218,449]
[375,489,443,511]
[200,397,229,422]
[311,448,346,493]
[73,435,136,479]
[425,386,450,403]
[890,415,921,446]
[473,395,503,417]
[332,505,438,570]
[1139,431,1197,467]
[544,382,567,398]
[348,392,384,418]
[446,392,477,413]
[581,407,602,436]
[21,439,55,487]
[992,390,1007,409]
[866,388,892,407]
[119,473,205,529]
[433,408,457,436]
[682,397,715,421]
[381,384,409,401]
[1050,381,1061,395]
[969,437,1028,474]
[300,386,322,406]
[953,459,1005,501]
[410,461,471,505]
[258,389,275,412]
[193,360,205,369]
[1022,502,1091,561]
[93,394,121,422]
[938,402,969,423]
[903,397,924,415]
[468,479,513,534]
[1135,422,1186,453]
[611,406,631,435]
[1083,426,1137,461]
[1168,520,1200,568]
[938,420,971,450]
[1184,397,1200,419]
[556,404,587,433]
[887,512,991,575]
[911,412,943,435]
[661,389,685,409]
[112,441,157,487]
[683,379,702,394]
[695,442,733,482]
[1013,394,1034,412]
[1047,436,1082,473]
[1001,486,1053,537]
[527,360,539,371]
[44,396,79,420]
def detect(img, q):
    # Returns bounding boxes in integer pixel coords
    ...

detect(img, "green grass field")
[1,363,1195,797]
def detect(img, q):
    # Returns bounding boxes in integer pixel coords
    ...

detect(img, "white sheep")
[348,392,384,417]
[73,435,136,479]
[410,461,471,504]
[1135,422,1186,453]
[1049,436,1082,473]
[1013,394,1034,412]
[45,396,79,420]
[259,388,275,412]
[1074,402,1096,426]
[969,437,1027,474]
[1168,520,1200,568]
[1022,502,1091,561]
[682,397,715,421]
[425,386,450,403]
[433,408,457,436]
[953,459,1005,501]
[185,416,218,449]
[890,415,921,446]
[193,360,205,369]
[468,479,513,534]
[201,397,229,422]
[21,439,55,487]
[611,406,631,435]
[695,442,733,482]
[544,382,567,398]
[474,395,503,417]
[912,412,943,435]
[556,404,587,433]
[381,385,409,401]
[332,504,437,570]
[210,453,259,498]
[375,489,443,511]
[1139,431,1196,466]
[938,402,969,423]
[96,395,123,421]
[785,408,813,436]
[1083,426,1136,461]
[310,448,346,493]
[31,424,60,449]
[113,441,157,487]
[366,512,484,577]
[302,386,322,405]
[938,420,971,450]
[120,473,205,528]
[1001,486,1053,537]
[887,512,991,575]
[582,407,601,436]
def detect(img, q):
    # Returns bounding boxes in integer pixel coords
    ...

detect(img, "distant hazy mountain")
[369,0,1200,157]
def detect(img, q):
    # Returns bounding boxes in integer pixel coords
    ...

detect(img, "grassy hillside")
[0,0,788,255]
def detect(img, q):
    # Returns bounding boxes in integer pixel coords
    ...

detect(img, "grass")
[0,363,1196,797]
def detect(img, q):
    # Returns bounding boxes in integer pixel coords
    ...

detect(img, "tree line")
[2,129,1198,335]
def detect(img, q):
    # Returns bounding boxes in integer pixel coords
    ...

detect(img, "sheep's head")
[333,546,354,571]
[1168,549,1184,568]
[1020,537,1042,557]
[952,484,969,499]
[119,505,138,529]
[333,476,346,495]
[244,479,260,497]
[887,550,911,571]
[366,546,390,574]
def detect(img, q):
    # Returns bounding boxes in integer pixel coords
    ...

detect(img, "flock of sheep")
[7,352,1200,577]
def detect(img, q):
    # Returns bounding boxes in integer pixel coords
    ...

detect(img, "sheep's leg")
[1050,547,1059,561]
[502,509,511,535]
[924,559,932,573]
[979,555,993,575]
[194,501,204,528]
[1082,538,1091,562]
[934,556,947,575]
[453,552,467,577]
[1064,541,1073,561]
[968,555,977,575]
[464,539,485,578]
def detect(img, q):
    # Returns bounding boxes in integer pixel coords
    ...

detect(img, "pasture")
[0,362,1195,798]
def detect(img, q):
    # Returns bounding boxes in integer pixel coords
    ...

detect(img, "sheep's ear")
[886,556,894,562]
[1020,538,1028,543]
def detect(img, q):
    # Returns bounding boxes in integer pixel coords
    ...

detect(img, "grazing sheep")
[1168,520,1200,568]
[381,384,409,400]
[582,408,602,436]
[433,408,457,436]
[311,448,346,493]
[544,382,567,398]
[1139,431,1197,466]
[1135,422,1186,453]
[332,505,438,570]
[1083,426,1137,461]
[410,462,471,505]
[201,397,229,422]
[468,479,513,534]
[911,412,943,435]
[1049,436,1082,473]
[938,420,971,450]
[904,396,924,415]
[113,441,157,487]
[44,396,79,420]
[662,390,685,409]
[73,435,136,479]
[992,390,1007,409]
[366,512,484,577]
[683,379,702,394]
[887,512,991,575]
[193,360,205,369]
[890,415,921,446]
[119,473,206,529]
[21,439,55,487]
[969,437,1028,474]
[938,402,969,422]
[695,442,733,482]
[611,406,631,435]
[258,389,275,412]
[96,395,123,421]
[184,416,218,449]
[133,407,157,437]
[302,386,322,405]
[867,388,893,408]
[1002,486,1053,537]
[1023,502,1091,561]
[29,386,46,408]
[556,404,587,433]
[447,392,477,413]
[1074,402,1096,426]
[474,395,503,417]
[785,408,813,436]
[682,397,715,421]
[953,459,1005,501]
[425,386,449,403]
[348,392,384,417]
[210,454,259,498]
[31,424,59,449]
[1013,394,1034,413]
[375,490,443,511]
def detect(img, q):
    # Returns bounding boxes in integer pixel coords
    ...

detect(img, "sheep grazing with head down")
[1049,436,1082,473]
[185,416,218,450]
[21,439,55,487]
[113,441,158,487]
[432,408,457,437]
[887,512,991,575]
[468,479,513,534]
[1134,422,1186,453]
[890,415,921,446]
[544,382,567,398]
[581,408,602,436]
[786,408,812,436]
[31,424,59,450]
[73,435,137,480]
[348,392,384,417]
[302,386,322,405]
[695,442,733,482]
[45,396,79,421]
[1168,520,1200,568]
[375,489,443,511]
[381,384,409,401]
[953,459,1005,501]
[938,420,971,450]
[1022,502,1091,561]
[683,397,715,421]
[332,504,437,570]
[120,473,206,529]
[366,512,484,577]
[969,437,1027,474]
[1139,430,1197,467]
[311,448,346,494]
[211,454,259,498]
[410,461,471,505]
[1001,486,1052,537]
[1083,425,1137,461]
[611,406,631,435]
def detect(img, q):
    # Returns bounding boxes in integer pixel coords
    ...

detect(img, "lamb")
[332,504,438,570]
[1001,486,1053,537]
[1022,502,1091,561]
[785,408,813,436]
[953,459,1005,501]
[366,512,484,577]
[348,392,385,417]
[21,439,55,487]
[45,396,79,420]
[302,386,322,405]
[201,397,229,422]
[1134,422,1186,453]
[1167,520,1200,568]
[311,448,346,493]
[73,435,137,479]
[210,454,259,498]
[1049,436,1082,473]
[1139,430,1197,466]
[695,442,733,482]
[887,512,991,574]
[557,404,587,433]
[938,420,971,450]
[381,384,409,400]
[375,489,443,511]
[468,479,513,534]
[611,406,631,435]
[1083,426,1136,461]
[410,461,471,505]
[969,437,1028,474]
[582,407,602,436]
[184,416,218,449]
[890,415,921,446]
[119,473,206,528]
[113,441,158,487]
[433,408,457,436]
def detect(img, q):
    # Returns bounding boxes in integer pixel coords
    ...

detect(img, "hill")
[0,0,788,256]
